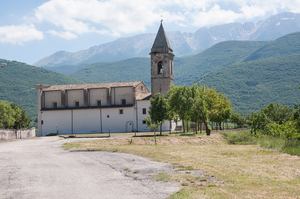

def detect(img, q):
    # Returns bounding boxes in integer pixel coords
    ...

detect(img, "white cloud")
[31,0,300,39]
[192,5,242,27]
[0,24,43,44]
[48,30,78,39]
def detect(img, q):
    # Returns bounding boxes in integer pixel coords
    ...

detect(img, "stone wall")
[0,128,36,140]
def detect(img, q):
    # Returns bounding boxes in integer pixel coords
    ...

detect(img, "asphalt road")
[0,137,179,199]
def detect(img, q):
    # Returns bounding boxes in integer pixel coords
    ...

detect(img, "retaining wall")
[0,128,36,140]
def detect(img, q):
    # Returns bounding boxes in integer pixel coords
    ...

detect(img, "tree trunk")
[195,104,210,136]
[200,122,202,134]
[160,123,162,136]
[169,120,171,134]
[182,120,185,133]
[187,120,189,132]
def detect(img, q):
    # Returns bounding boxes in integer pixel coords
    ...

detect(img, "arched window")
[157,61,163,74]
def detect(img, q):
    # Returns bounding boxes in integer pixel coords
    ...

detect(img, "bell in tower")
[150,22,175,97]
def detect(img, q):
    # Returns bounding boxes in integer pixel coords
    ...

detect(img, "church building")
[35,22,176,136]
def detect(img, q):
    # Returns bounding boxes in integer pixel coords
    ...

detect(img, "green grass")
[221,130,257,145]
[156,173,171,182]
[223,130,300,156]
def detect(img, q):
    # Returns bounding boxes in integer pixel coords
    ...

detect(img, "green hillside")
[243,32,300,62]
[175,40,269,85]
[69,57,151,86]
[0,59,84,118]
[196,54,300,114]
[69,40,268,87]
[43,63,89,75]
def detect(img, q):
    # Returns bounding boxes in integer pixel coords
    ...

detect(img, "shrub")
[222,130,256,145]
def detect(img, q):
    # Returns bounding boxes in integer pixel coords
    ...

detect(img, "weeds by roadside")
[223,130,300,156]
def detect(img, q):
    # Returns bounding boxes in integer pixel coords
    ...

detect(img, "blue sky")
[1,0,300,65]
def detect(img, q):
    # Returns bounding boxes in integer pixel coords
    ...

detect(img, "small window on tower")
[142,108,146,114]
[157,61,163,74]
[97,100,101,107]
[122,99,126,105]
[53,102,57,108]
[75,101,79,108]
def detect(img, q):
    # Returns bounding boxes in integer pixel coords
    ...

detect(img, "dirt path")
[0,137,179,199]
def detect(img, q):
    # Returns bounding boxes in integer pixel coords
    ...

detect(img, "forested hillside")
[243,32,300,62]
[196,54,300,114]
[69,40,268,87]
[0,59,84,118]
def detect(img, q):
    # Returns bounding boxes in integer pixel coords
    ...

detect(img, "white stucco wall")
[45,91,61,108]
[68,90,84,107]
[40,101,175,136]
[136,100,151,131]
[41,110,72,136]
[73,109,101,134]
[101,107,135,133]
[89,89,107,106]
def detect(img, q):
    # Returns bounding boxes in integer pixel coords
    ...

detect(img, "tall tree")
[190,84,211,135]
[148,93,169,135]
[205,87,232,130]
[167,86,193,132]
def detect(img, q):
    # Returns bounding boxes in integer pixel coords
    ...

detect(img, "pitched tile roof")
[136,92,152,100]
[42,81,144,91]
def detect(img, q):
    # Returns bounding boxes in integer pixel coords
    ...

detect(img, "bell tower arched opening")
[157,61,163,74]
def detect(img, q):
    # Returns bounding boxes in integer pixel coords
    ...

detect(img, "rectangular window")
[53,102,57,108]
[143,120,146,124]
[97,100,101,107]
[122,99,126,105]
[119,109,123,114]
[75,101,79,108]
[142,108,146,114]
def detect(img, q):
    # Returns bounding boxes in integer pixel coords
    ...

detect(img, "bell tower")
[150,22,174,97]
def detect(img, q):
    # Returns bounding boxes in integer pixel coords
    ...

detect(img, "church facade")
[35,23,176,136]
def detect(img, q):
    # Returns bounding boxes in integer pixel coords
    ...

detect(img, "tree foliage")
[167,84,233,135]
[148,93,169,135]
[261,103,294,125]
[247,87,300,141]
[0,101,31,129]
[167,85,193,132]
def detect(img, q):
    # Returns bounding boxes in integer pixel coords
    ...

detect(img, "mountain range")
[35,12,300,67]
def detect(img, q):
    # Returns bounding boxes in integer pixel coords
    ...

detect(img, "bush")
[221,130,256,145]
[46,133,58,136]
